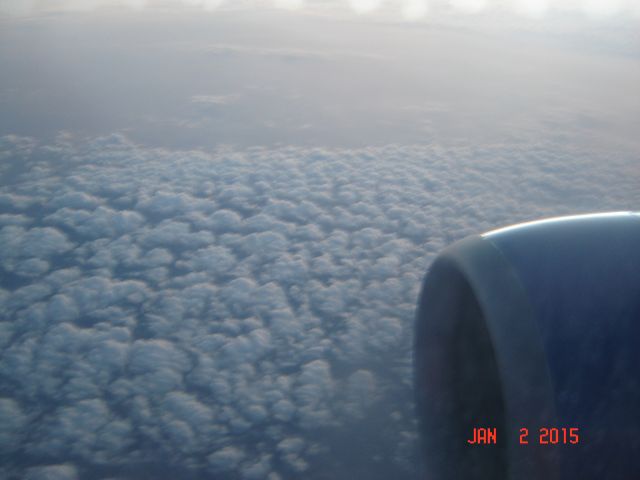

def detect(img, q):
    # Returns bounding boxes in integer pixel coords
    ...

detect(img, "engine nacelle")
[414,212,640,479]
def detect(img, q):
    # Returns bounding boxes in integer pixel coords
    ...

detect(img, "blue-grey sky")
[0,2,639,480]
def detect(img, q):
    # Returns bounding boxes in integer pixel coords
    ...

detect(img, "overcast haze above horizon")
[1,1,639,479]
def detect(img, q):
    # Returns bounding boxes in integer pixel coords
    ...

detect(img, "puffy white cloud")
[209,209,243,233]
[129,339,191,375]
[58,276,149,318]
[34,398,130,460]
[176,245,235,276]
[0,226,74,271]
[6,283,53,314]
[0,398,26,453]
[342,369,377,418]
[138,219,214,250]
[272,398,296,422]
[49,191,102,211]
[44,207,144,239]
[0,192,33,210]
[137,190,215,220]
[45,294,80,323]
[14,257,51,278]
[277,436,305,455]
[294,360,335,428]
[137,247,174,268]
[0,135,637,478]
[0,213,32,227]
[24,464,78,480]
[241,453,274,479]
[207,445,246,473]
[218,328,273,366]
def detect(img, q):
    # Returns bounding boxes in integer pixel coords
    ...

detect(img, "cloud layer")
[0,133,637,479]
[2,0,640,19]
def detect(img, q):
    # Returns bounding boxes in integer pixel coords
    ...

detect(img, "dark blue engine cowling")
[414,212,640,480]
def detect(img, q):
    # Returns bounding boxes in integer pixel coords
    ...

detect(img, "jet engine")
[414,212,640,479]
